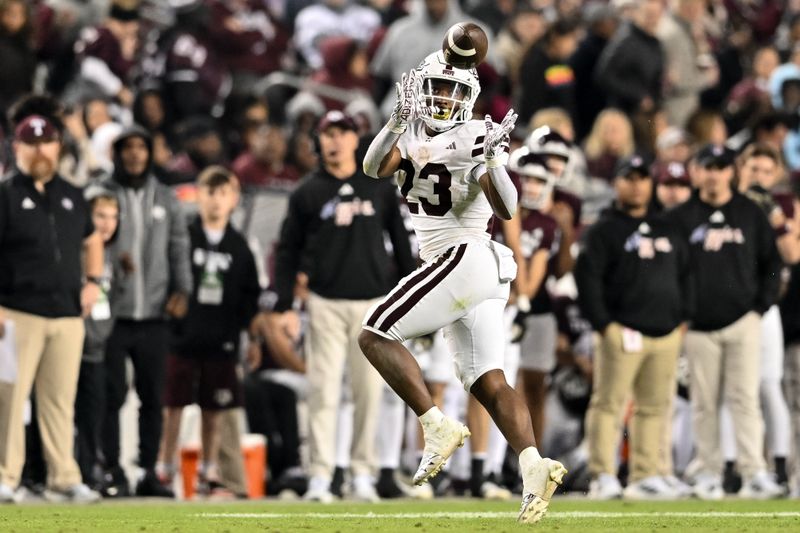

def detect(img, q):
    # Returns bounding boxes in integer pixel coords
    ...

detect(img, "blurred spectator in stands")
[529,107,590,201]
[232,124,300,191]
[161,0,231,119]
[495,5,546,89]
[73,0,140,107]
[658,0,720,128]
[725,46,780,134]
[312,36,373,111]
[686,108,728,147]
[286,91,326,134]
[74,185,119,491]
[516,17,580,127]
[653,160,692,210]
[287,128,319,176]
[0,109,103,504]
[583,109,636,183]
[294,0,380,70]
[208,0,289,91]
[655,126,692,164]
[467,0,515,35]
[595,0,664,143]
[158,166,260,498]
[570,1,619,141]
[168,117,228,185]
[100,126,192,499]
[133,85,174,143]
[233,96,270,156]
[371,0,480,116]
[0,0,36,118]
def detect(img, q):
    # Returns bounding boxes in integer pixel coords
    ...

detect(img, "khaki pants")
[784,343,800,481]
[0,308,84,489]
[686,311,764,478]
[306,293,383,479]
[218,408,247,495]
[586,322,682,481]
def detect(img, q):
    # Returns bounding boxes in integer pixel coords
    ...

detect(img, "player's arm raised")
[478,110,518,220]
[363,70,420,178]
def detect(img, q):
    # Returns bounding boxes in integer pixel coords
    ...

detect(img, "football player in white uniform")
[359,50,566,523]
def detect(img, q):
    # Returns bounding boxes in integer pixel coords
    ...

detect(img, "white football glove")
[483,110,517,168]
[389,69,421,133]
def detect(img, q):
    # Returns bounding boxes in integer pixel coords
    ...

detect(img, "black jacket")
[516,44,576,125]
[594,22,664,114]
[0,171,94,317]
[172,218,261,358]
[570,32,609,140]
[666,191,781,331]
[575,207,690,337]
[274,167,415,311]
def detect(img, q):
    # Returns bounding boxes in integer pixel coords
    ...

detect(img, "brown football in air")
[441,22,488,69]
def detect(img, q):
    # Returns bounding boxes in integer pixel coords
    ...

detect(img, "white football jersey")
[395,119,496,262]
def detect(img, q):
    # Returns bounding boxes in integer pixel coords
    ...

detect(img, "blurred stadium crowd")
[1,0,800,505]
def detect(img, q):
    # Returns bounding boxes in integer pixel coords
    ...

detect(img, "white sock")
[419,406,445,430]
[377,387,405,469]
[519,446,542,471]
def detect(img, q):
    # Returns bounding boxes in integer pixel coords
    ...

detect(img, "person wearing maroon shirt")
[232,124,300,191]
[311,36,373,111]
[207,0,290,82]
[502,150,562,454]
[74,1,140,107]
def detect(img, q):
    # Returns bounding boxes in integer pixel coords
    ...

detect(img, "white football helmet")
[415,51,480,132]
[524,126,571,161]
[509,146,556,210]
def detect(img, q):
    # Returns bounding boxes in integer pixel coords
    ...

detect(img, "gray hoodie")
[103,126,192,320]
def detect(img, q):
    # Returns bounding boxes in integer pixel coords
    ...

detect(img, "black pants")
[103,320,168,471]
[243,375,301,480]
[75,360,105,485]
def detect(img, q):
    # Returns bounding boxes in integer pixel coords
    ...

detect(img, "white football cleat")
[661,475,692,498]
[413,417,470,485]
[589,473,623,500]
[518,458,567,524]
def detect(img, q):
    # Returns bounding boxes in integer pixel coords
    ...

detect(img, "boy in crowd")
[74,186,120,491]
[157,166,262,496]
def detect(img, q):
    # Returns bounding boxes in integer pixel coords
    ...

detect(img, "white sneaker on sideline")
[518,458,567,523]
[351,475,380,503]
[661,475,692,498]
[692,473,724,501]
[304,476,334,504]
[413,417,470,485]
[43,484,101,504]
[0,484,16,504]
[739,471,786,499]
[623,476,680,500]
[589,473,622,500]
[479,480,512,500]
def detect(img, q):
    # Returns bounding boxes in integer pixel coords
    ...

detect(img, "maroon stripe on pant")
[364,246,455,328]
[377,243,468,332]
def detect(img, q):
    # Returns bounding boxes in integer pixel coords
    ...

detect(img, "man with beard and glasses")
[0,113,104,504]
[97,125,192,498]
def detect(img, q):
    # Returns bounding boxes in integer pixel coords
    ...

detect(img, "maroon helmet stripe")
[365,247,455,328]
[377,243,467,332]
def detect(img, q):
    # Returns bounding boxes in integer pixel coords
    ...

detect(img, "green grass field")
[2,498,799,532]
